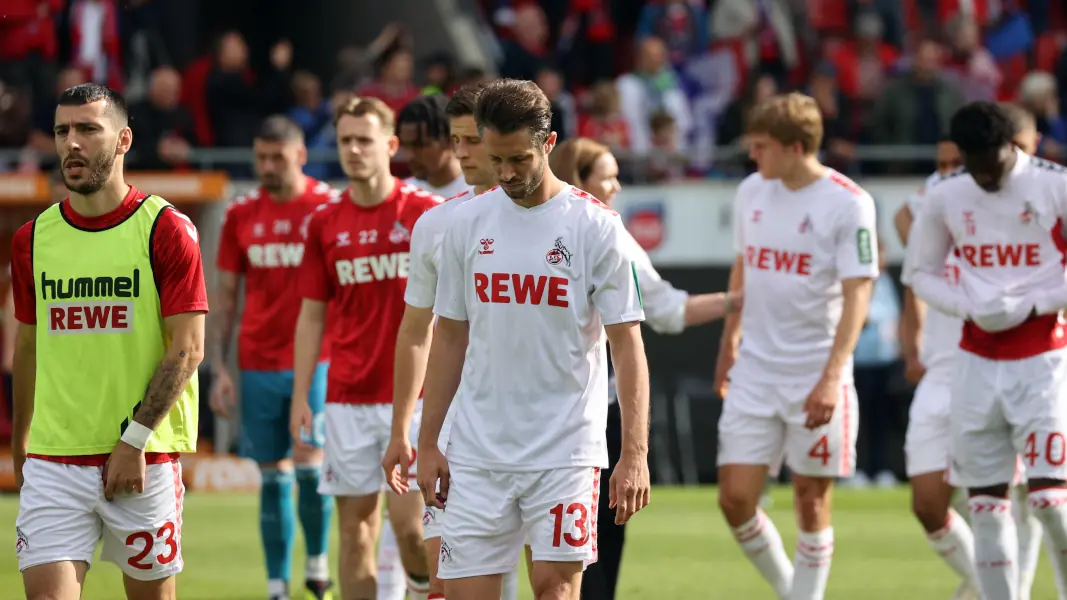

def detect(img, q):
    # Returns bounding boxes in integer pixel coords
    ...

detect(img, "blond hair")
[550,137,612,186]
[334,96,396,132]
[746,92,823,154]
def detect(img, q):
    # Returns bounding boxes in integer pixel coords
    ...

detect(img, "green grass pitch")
[0,486,1058,599]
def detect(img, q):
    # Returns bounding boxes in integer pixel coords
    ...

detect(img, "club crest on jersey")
[548,237,573,267]
[336,231,351,247]
[252,222,265,237]
[272,219,291,235]
[1021,202,1035,224]
[389,221,411,244]
[799,215,813,233]
[963,211,976,236]
[478,238,495,255]
[752,209,762,223]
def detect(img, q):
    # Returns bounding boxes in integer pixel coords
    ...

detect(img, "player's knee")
[717,483,760,525]
[911,493,950,533]
[793,480,832,529]
[258,459,292,473]
[531,568,580,600]
[292,445,323,465]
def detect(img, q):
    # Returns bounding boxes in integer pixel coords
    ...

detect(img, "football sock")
[260,469,296,586]
[407,572,431,600]
[732,511,793,599]
[295,464,332,580]
[428,595,446,600]
[1028,488,1067,597]
[377,522,406,600]
[501,569,519,600]
[791,527,833,600]
[1012,485,1042,600]
[925,509,978,586]
[969,495,1018,600]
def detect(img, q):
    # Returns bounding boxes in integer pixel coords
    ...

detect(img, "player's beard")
[501,153,546,200]
[63,144,117,195]
[259,173,284,194]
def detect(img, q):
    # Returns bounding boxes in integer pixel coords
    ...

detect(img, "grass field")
[0,486,1058,599]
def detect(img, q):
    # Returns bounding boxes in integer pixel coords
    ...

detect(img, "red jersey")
[299,179,441,405]
[217,177,336,371]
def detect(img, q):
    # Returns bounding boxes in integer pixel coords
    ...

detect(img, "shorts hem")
[18,556,93,572]
[317,484,383,497]
[716,458,774,468]
[528,553,591,564]
[115,564,183,582]
[905,465,949,479]
[438,565,519,579]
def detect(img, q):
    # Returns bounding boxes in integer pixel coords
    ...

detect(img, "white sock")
[791,527,833,600]
[377,523,407,600]
[969,495,1019,600]
[407,572,431,600]
[732,511,793,599]
[305,553,329,582]
[1029,488,1067,598]
[501,569,519,600]
[926,509,978,587]
[1012,486,1042,600]
[267,579,287,597]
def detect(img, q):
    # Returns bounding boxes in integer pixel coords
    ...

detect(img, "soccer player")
[714,93,877,600]
[210,115,336,600]
[416,78,651,600]
[291,96,440,600]
[398,94,469,198]
[904,101,1067,600]
[12,83,207,598]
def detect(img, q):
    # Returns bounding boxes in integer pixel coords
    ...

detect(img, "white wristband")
[121,421,153,450]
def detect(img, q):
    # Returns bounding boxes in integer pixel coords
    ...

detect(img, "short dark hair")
[256,115,304,143]
[998,102,1037,136]
[950,101,1015,155]
[474,79,553,145]
[57,83,128,126]
[396,94,451,142]
[446,81,488,118]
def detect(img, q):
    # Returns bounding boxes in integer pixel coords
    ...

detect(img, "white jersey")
[904,150,1067,361]
[731,170,880,385]
[405,185,477,452]
[404,175,470,200]
[903,171,964,382]
[434,185,645,471]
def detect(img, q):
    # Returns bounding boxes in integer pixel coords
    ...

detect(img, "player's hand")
[13,447,26,491]
[289,396,313,450]
[382,436,415,495]
[970,294,1032,333]
[209,366,237,418]
[104,441,147,500]
[417,446,449,509]
[609,452,650,525]
[713,347,736,399]
[903,353,926,385]
[803,376,840,430]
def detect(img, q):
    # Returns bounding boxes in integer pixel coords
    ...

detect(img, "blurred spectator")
[0,0,62,114]
[500,4,555,81]
[536,67,577,142]
[304,80,356,182]
[809,62,857,171]
[716,73,778,147]
[942,13,1001,101]
[557,0,616,84]
[421,51,456,95]
[578,81,631,151]
[645,111,685,182]
[21,67,89,172]
[1019,71,1067,161]
[128,66,194,170]
[616,37,693,154]
[826,11,900,101]
[0,81,33,151]
[70,0,124,90]
[287,71,333,142]
[870,39,963,151]
[710,0,799,83]
[206,33,291,149]
[635,0,709,68]
[358,47,420,114]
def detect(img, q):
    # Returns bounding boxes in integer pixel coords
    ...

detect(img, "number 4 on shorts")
[809,435,831,466]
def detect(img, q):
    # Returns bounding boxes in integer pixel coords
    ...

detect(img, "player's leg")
[522,467,600,600]
[383,401,432,598]
[1011,479,1043,600]
[238,369,298,599]
[904,376,979,592]
[951,353,1018,600]
[581,400,623,600]
[98,460,185,600]
[716,379,792,599]
[439,465,524,600]
[378,507,408,600]
[292,363,334,599]
[17,459,100,600]
[782,382,858,600]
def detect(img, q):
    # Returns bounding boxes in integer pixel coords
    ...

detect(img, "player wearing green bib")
[10,84,208,600]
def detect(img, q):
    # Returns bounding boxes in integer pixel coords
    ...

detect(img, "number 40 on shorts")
[1024,431,1067,468]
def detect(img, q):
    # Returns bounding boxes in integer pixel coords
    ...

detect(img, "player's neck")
[512,172,565,209]
[780,157,827,191]
[348,173,396,208]
[426,160,462,188]
[68,176,130,218]
[270,175,308,202]
[473,183,491,195]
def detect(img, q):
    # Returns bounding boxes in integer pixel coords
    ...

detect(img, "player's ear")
[387,134,400,158]
[116,126,133,156]
[296,143,308,168]
[543,131,557,155]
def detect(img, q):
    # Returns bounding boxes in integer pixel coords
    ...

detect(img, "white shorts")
[951,348,1067,489]
[320,402,422,497]
[16,458,185,581]
[905,375,960,485]
[423,504,443,541]
[717,376,859,478]
[438,465,600,579]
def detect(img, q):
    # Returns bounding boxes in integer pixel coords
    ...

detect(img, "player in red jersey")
[210,115,337,600]
[292,96,441,600]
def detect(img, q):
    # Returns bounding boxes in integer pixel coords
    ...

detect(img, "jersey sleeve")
[590,215,646,326]
[150,208,209,317]
[433,210,468,321]
[732,179,751,254]
[404,211,440,309]
[902,191,971,318]
[834,194,880,280]
[298,210,333,302]
[216,203,245,273]
[11,222,36,325]
[628,238,687,334]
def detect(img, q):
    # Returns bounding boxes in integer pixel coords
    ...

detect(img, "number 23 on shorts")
[125,521,180,570]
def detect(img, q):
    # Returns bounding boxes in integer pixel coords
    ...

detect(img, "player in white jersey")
[383,82,522,600]
[904,101,1067,600]
[399,94,470,199]
[417,79,650,600]
[714,94,878,600]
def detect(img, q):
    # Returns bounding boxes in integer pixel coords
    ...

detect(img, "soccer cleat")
[304,579,334,600]
[950,581,979,600]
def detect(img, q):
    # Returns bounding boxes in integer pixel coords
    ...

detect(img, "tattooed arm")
[133,311,206,429]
